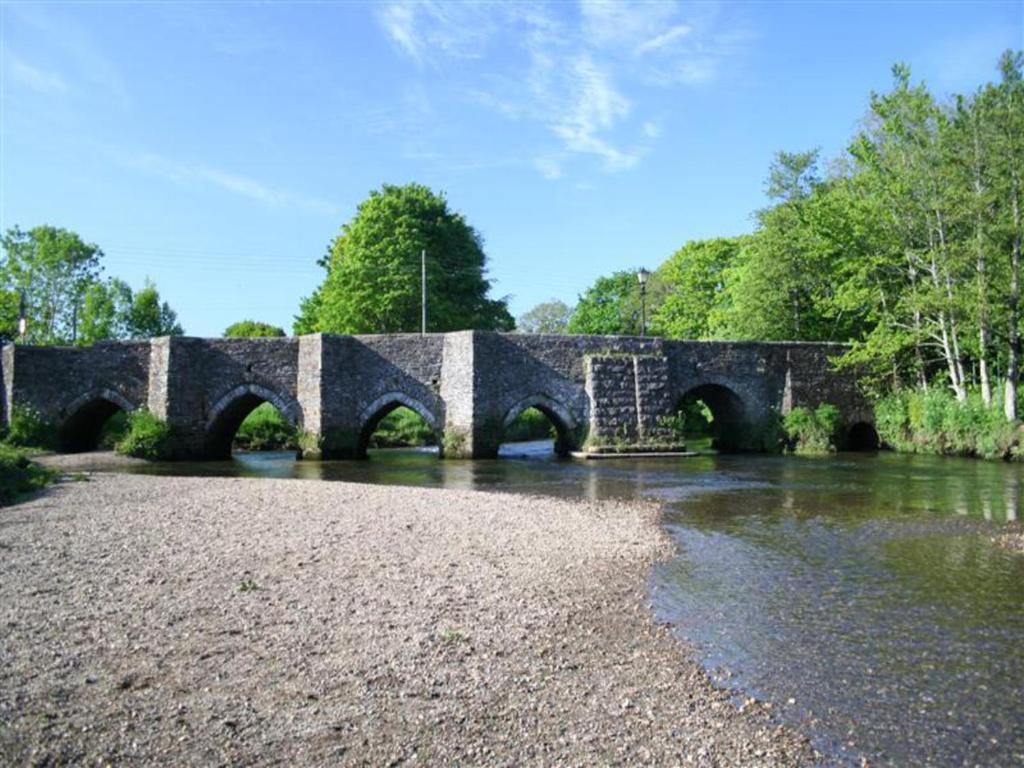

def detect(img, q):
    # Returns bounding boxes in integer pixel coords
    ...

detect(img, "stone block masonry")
[1,332,873,459]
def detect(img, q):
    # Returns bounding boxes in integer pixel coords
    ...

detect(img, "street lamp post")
[636,268,650,337]
[17,291,26,341]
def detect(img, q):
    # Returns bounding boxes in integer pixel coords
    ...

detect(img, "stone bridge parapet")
[1,332,872,458]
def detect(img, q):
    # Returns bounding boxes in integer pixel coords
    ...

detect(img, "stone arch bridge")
[0,332,874,459]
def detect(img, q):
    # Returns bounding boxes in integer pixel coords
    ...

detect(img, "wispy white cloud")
[636,25,692,55]
[7,55,68,93]
[551,55,639,170]
[377,1,494,65]
[376,1,751,178]
[113,150,339,216]
[534,156,563,180]
[7,3,129,103]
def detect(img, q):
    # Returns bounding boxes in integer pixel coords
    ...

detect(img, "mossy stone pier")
[0,332,873,459]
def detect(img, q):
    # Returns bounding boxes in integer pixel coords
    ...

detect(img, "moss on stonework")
[441,428,470,458]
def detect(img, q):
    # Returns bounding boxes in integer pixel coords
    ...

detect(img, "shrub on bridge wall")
[783,404,842,455]
[441,428,469,458]
[116,410,177,460]
[4,406,57,451]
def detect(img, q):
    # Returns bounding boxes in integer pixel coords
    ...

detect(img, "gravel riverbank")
[1,474,812,766]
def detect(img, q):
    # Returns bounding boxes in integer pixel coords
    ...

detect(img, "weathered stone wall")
[0,332,872,458]
[157,337,302,455]
[3,342,151,424]
[316,334,446,457]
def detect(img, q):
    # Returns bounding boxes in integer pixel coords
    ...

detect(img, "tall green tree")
[124,280,183,338]
[224,320,286,338]
[567,270,664,336]
[77,278,133,345]
[295,183,513,334]
[991,51,1024,418]
[516,299,572,334]
[0,225,103,345]
[652,238,741,339]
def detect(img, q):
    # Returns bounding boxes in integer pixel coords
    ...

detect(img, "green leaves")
[0,226,183,345]
[223,320,286,338]
[516,300,572,334]
[296,183,513,334]
[0,225,102,345]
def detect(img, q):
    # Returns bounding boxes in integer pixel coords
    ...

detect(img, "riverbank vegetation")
[0,444,55,505]
[115,410,176,461]
[556,50,1024,459]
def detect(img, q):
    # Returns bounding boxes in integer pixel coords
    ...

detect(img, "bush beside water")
[875,389,1020,459]
[5,406,57,451]
[784,404,842,454]
[116,410,177,460]
[0,444,55,505]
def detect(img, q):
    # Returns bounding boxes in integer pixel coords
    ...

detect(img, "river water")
[119,443,1024,766]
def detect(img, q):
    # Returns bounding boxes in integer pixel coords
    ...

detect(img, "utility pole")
[421,249,427,336]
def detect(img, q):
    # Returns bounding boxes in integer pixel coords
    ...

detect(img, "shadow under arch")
[677,382,748,452]
[846,421,880,451]
[357,392,442,458]
[59,388,138,453]
[502,393,579,456]
[205,383,302,459]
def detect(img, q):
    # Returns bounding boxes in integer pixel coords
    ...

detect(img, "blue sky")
[1,1,1021,336]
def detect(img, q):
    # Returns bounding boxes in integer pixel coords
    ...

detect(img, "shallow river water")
[117,444,1024,766]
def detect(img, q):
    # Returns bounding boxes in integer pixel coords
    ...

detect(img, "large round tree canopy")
[295,183,513,334]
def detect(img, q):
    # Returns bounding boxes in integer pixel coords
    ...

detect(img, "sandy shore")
[34,451,150,472]
[0,474,811,766]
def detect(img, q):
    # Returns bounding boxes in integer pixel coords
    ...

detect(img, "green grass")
[234,402,297,451]
[503,408,555,442]
[368,407,436,448]
[0,444,56,506]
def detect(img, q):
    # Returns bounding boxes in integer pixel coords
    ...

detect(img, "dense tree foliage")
[568,270,667,335]
[0,225,183,344]
[517,299,572,334]
[295,183,513,334]
[0,225,102,344]
[651,238,741,339]
[224,320,286,338]
[574,50,1024,433]
[77,278,182,343]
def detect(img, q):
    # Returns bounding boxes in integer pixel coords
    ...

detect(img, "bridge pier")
[0,333,872,460]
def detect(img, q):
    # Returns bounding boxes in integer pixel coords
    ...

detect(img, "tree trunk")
[972,111,993,405]
[1006,188,1022,421]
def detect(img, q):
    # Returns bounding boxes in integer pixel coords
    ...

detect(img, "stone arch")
[501,394,579,456]
[846,421,880,451]
[58,387,139,453]
[676,382,749,452]
[205,383,302,459]
[357,391,442,457]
